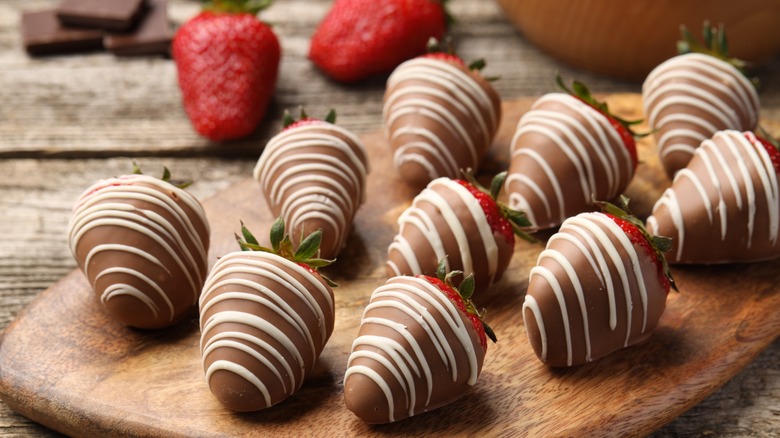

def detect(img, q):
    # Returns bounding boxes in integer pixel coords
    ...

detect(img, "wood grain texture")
[0,0,779,436]
[0,96,778,437]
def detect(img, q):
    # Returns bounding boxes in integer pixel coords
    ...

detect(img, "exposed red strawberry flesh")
[284,118,325,131]
[745,131,780,175]
[573,96,639,170]
[455,179,514,244]
[605,213,671,293]
[421,52,465,66]
[419,274,487,350]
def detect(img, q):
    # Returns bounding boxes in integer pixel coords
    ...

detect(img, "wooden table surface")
[0,0,777,436]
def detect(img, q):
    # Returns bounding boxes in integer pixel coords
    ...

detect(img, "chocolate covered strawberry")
[643,22,760,178]
[504,77,639,230]
[523,198,675,367]
[646,129,780,264]
[253,109,369,260]
[67,164,210,329]
[199,218,336,412]
[308,0,448,83]
[172,0,280,141]
[344,260,494,423]
[383,50,501,187]
[387,172,533,291]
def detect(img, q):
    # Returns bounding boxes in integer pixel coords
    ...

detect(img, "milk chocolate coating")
[344,276,485,423]
[199,251,335,412]
[383,57,501,188]
[523,212,669,367]
[646,130,780,264]
[505,93,635,230]
[254,122,368,260]
[386,177,514,291]
[643,53,760,178]
[67,174,210,329]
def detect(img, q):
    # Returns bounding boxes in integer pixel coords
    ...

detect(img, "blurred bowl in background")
[496,0,780,80]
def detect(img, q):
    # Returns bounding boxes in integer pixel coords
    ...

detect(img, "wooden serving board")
[1,95,779,437]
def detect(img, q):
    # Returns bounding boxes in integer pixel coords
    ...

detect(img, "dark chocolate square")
[105,0,172,56]
[57,0,146,32]
[21,9,104,56]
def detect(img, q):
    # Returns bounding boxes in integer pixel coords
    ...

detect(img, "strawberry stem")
[204,0,273,15]
[677,20,749,74]
[131,161,192,189]
[236,217,337,287]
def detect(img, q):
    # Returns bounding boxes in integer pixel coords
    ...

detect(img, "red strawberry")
[253,108,368,260]
[344,260,494,423]
[643,22,759,178]
[746,130,780,174]
[384,52,501,187]
[199,217,336,412]
[172,0,281,141]
[646,129,780,264]
[67,163,210,329]
[504,77,640,230]
[523,198,675,367]
[387,172,534,292]
[308,0,448,83]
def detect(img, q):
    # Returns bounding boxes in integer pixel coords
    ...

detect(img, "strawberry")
[646,129,780,264]
[387,172,534,292]
[642,21,760,178]
[253,108,368,260]
[199,217,336,412]
[67,163,210,329]
[523,197,675,367]
[172,0,281,142]
[308,0,448,83]
[344,259,494,423]
[383,52,501,187]
[504,77,640,230]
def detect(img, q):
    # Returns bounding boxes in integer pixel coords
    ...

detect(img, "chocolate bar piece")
[57,0,146,32]
[105,0,171,56]
[21,9,103,56]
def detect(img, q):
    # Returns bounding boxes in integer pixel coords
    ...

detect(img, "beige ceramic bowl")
[496,0,780,80]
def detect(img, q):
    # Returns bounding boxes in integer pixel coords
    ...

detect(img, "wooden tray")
[0,95,778,437]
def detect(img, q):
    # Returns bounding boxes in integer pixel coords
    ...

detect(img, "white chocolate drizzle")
[647,130,780,263]
[383,57,499,182]
[67,174,209,326]
[506,93,633,229]
[642,53,759,175]
[344,276,482,423]
[199,251,334,410]
[253,122,368,259]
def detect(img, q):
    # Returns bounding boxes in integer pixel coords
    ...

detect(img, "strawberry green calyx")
[677,20,748,74]
[235,217,338,287]
[132,161,192,189]
[282,107,336,130]
[433,258,497,344]
[204,0,273,15]
[596,195,677,293]
[460,170,537,243]
[556,75,648,141]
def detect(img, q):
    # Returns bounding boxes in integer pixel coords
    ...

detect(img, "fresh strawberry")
[172,0,281,141]
[308,0,449,83]
[503,77,640,230]
[344,259,493,423]
[67,163,210,330]
[647,129,780,264]
[643,21,759,178]
[253,108,368,260]
[523,197,675,367]
[199,217,336,412]
[387,172,534,292]
[384,52,501,187]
